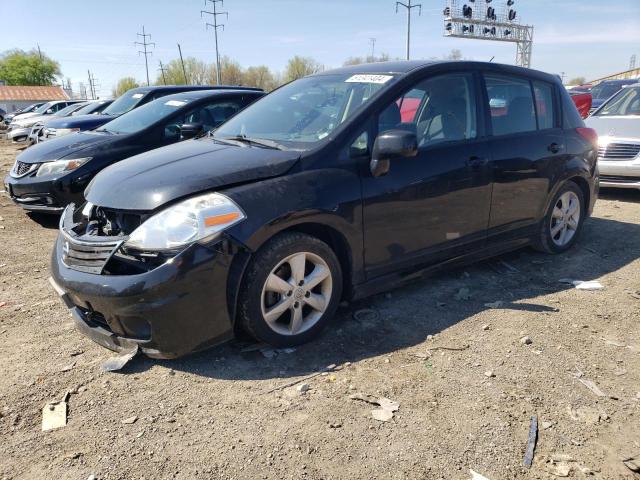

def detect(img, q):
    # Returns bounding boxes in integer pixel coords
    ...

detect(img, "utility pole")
[201,0,228,85]
[87,70,96,99]
[396,0,422,60]
[37,44,43,60]
[158,61,168,85]
[369,37,376,60]
[177,43,189,84]
[631,54,637,70]
[134,26,155,86]
[560,71,566,84]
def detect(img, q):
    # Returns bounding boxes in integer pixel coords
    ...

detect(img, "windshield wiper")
[219,134,285,150]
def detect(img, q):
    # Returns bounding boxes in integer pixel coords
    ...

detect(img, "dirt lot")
[0,137,638,480]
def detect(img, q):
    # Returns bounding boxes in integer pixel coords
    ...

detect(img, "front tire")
[533,180,585,254]
[237,232,343,347]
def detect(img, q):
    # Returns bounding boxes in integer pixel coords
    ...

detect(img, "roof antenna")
[489,56,495,62]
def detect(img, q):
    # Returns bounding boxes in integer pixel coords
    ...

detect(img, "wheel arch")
[226,219,357,333]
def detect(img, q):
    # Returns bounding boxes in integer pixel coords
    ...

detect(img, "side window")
[350,131,368,157]
[378,73,477,147]
[532,81,555,130]
[484,74,536,135]
[193,101,242,130]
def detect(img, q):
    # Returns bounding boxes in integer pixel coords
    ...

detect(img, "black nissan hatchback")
[50,61,598,358]
[5,88,263,212]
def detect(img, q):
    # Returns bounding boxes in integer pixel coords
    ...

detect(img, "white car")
[7,101,82,142]
[586,84,640,189]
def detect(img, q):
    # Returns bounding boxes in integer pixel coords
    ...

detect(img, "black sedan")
[50,61,598,359]
[4,88,264,212]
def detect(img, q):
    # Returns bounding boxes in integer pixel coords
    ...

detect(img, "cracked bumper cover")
[50,234,241,359]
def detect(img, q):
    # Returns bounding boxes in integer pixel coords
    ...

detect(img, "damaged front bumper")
[49,230,244,359]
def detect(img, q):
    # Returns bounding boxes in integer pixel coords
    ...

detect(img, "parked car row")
[0,60,617,360]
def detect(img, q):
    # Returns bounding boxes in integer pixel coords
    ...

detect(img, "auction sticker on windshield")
[131,93,144,99]
[345,74,393,84]
[165,100,187,107]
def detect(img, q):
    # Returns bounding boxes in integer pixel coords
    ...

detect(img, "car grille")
[600,175,640,184]
[598,143,640,160]
[12,160,39,177]
[61,235,123,274]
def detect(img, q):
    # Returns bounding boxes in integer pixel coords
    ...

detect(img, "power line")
[201,0,228,85]
[158,60,168,85]
[396,0,422,60]
[134,25,156,86]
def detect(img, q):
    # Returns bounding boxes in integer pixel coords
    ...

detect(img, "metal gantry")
[443,0,534,68]
[201,0,228,85]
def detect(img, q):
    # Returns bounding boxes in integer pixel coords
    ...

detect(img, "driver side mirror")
[370,129,418,177]
[180,122,204,140]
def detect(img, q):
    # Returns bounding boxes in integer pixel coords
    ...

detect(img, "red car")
[569,91,592,119]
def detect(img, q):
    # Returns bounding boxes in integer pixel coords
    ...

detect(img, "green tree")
[284,56,322,82]
[446,49,463,60]
[112,77,140,97]
[243,65,278,91]
[206,56,245,85]
[0,49,61,85]
[568,76,586,86]
[155,57,209,85]
[343,53,391,66]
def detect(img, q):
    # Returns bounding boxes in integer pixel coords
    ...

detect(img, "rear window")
[532,81,555,129]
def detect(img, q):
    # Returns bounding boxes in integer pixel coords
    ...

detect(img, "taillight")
[576,127,598,149]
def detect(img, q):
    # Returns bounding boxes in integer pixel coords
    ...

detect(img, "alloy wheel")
[550,191,581,247]
[260,251,333,336]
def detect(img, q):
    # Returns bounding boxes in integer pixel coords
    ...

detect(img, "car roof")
[126,85,263,95]
[155,89,264,102]
[315,60,560,83]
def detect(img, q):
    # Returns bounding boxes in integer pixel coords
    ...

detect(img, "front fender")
[223,167,364,282]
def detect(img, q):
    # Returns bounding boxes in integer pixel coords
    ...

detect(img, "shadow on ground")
[117,215,640,382]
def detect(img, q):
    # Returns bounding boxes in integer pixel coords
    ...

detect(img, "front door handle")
[467,156,489,168]
[548,142,564,154]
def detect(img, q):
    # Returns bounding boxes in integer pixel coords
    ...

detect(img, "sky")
[2,0,639,97]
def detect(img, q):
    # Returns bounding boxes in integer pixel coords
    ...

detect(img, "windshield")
[591,82,629,101]
[34,102,55,114]
[214,73,396,150]
[595,86,640,116]
[75,101,106,115]
[97,96,192,134]
[102,91,147,116]
[54,103,85,117]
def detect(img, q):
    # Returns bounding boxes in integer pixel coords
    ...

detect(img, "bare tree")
[285,56,322,82]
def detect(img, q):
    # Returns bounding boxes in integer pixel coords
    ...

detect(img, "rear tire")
[237,232,343,347]
[533,180,585,254]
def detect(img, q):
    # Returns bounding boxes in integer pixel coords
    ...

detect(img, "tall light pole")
[369,37,376,60]
[396,0,422,60]
[201,0,228,85]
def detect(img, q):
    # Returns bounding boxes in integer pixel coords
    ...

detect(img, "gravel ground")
[0,137,639,480]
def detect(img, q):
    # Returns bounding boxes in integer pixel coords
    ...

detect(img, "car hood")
[86,138,301,211]
[12,112,39,122]
[585,116,640,140]
[44,114,113,130]
[16,131,119,164]
[14,114,50,127]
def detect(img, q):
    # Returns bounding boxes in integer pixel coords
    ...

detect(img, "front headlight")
[125,192,245,251]
[55,128,80,137]
[36,157,91,177]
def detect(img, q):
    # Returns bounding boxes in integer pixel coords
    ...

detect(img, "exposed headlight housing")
[36,157,91,177]
[125,192,245,251]
[54,128,81,137]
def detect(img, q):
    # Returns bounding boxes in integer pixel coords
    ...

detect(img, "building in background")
[0,86,69,113]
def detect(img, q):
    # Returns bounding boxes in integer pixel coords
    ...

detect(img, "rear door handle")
[548,142,564,154]
[467,156,489,168]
